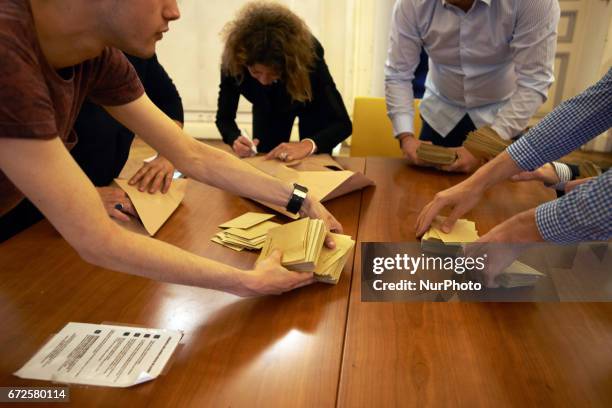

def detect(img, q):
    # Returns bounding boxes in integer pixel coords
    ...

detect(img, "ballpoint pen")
[241,128,258,155]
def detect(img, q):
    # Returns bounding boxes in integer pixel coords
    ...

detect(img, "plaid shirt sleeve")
[535,170,611,243]
[504,68,612,243]
[506,68,612,171]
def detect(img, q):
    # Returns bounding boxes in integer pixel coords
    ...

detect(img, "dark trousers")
[419,114,476,147]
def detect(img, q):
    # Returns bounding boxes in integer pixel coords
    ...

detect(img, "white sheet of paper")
[14,322,182,388]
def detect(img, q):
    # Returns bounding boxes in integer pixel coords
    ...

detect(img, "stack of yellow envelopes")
[496,261,545,288]
[416,144,458,165]
[313,233,355,284]
[258,218,328,272]
[212,212,280,251]
[463,126,511,160]
[421,216,479,255]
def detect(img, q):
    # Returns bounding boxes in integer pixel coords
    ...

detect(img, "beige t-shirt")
[0,0,145,216]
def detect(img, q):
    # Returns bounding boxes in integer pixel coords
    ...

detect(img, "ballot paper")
[243,155,374,218]
[421,217,480,255]
[114,178,187,236]
[14,322,182,388]
[463,126,511,160]
[314,233,355,284]
[416,144,458,165]
[496,261,545,288]
[258,218,328,272]
[213,213,279,251]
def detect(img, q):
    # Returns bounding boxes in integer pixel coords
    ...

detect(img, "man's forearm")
[184,140,294,208]
[463,151,524,191]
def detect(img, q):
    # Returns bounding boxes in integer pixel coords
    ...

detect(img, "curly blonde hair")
[221,1,317,103]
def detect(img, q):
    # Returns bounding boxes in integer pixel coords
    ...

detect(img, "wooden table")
[1,157,611,407]
[337,158,612,407]
[0,158,364,407]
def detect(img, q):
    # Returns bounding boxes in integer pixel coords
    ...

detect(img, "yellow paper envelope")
[114,178,187,236]
[219,212,275,229]
[243,155,374,218]
[426,217,479,243]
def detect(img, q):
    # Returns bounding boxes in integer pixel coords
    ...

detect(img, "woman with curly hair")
[216,1,352,162]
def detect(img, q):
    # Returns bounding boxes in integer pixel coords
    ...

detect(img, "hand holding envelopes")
[463,126,511,160]
[243,155,374,218]
[258,218,328,272]
[313,233,355,284]
[421,217,480,256]
[213,212,279,251]
[416,144,458,165]
[114,178,187,236]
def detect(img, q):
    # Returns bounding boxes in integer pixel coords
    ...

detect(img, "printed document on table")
[14,322,182,387]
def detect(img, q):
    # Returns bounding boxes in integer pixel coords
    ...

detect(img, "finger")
[268,249,283,263]
[138,168,157,192]
[324,234,336,249]
[253,138,260,146]
[485,272,500,288]
[416,199,445,237]
[148,171,166,194]
[129,166,149,185]
[266,145,282,160]
[289,275,316,290]
[121,199,138,217]
[110,208,131,222]
[441,205,465,233]
[161,172,173,194]
[237,136,254,147]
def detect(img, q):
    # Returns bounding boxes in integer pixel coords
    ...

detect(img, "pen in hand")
[241,128,258,155]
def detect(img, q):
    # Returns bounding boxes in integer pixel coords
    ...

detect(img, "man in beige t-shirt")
[0,0,343,296]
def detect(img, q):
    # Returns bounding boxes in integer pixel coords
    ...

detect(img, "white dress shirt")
[385,0,559,140]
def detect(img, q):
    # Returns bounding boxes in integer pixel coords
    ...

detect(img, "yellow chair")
[350,97,421,157]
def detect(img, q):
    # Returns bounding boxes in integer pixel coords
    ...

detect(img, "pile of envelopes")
[416,144,458,165]
[421,217,480,255]
[258,218,355,284]
[463,126,511,160]
[259,218,328,272]
[496,261,545,288]
[212,212,280,251]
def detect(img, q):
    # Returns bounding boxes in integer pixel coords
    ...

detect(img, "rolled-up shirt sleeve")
[384,0,422,137]
[507,68,612,171]
[535,170,611,243]
[491,0,559,139]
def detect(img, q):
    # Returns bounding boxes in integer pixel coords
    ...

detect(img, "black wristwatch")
[286,183,308,214]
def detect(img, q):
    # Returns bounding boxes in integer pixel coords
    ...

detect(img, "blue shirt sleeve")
[535,170,612,243]
[507,68,612,171]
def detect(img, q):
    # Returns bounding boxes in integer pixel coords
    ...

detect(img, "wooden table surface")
[1,156,611,407]
[0,158,364,408]
[337,158,612,407]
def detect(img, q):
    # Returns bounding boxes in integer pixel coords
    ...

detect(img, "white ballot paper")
[14,322,182,388]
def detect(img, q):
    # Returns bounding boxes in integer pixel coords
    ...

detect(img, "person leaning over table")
[0,0,342,296]
[385,0,559,173]
[416,68,612,285]
[215,2,352,163]
[0,52,184,242]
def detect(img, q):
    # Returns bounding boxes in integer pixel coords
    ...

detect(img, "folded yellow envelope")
[219,212,275,229]
[114,178,187,236]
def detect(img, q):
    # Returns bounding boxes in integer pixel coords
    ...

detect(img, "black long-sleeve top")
[70,53,183,186]
[215,38,352,154]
